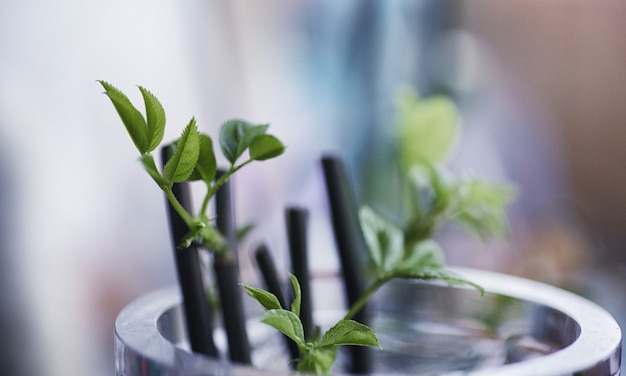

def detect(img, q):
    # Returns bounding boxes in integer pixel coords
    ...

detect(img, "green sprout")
[98,80,285,253]
[243,274,380,375]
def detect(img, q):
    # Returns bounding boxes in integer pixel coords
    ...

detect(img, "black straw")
[213,170,252,364]
[321,154,371,374]
[160,146,218,357]
[215,170,239,268]
[285,207,314,338]
[253,243,300,363]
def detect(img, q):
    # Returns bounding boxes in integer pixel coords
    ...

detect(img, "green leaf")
[235,223,254,242]
[242,123,269,151]
[138,86,165,152]
[359,206,404,274]
[219,119,253,164]
[402,240,445,270]
[140,154,170,190]
[261,309,305,347]
[242,284,282,311]
[318,319,380,349]
[99,80,149,153]
[187,134,217,183]
[163,118,200,183]
[249,134,285,161]
[395,267,484,296]
[395,86,459,171]
[451,178,516,240]
[289,273,301,317]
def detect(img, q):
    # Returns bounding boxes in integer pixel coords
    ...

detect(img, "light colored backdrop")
[0,1,624,375]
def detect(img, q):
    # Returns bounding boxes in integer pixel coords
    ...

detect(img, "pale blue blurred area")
[0,1,625,375]
[0,129,41,374]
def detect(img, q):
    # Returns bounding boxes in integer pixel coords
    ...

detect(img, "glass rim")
[115,267,622,375]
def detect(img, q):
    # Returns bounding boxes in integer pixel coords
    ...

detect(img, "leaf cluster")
[359,206,483,294]
[99,81,285,252]
[243,275,380,375]
[403,163,516,245]
[352,87,517,299]
[393,86,516,244]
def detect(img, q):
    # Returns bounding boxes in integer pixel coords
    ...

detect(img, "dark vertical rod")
[321,154,371,374]
[253,243,300,363]
[215,170,238,267]
[160,146,218,357]
[285,207,314,338]
[214,170,251,364]
[253,244,288,308]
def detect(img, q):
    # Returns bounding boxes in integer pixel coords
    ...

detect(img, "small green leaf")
[138,86,165,152]
[140,154,170,190]
[242,284,282,311]
[402,240,445,270]
[235,223,254,242]
[249,134,285,161]
[219,119,252,164]
[359,206,404,274]
[289,273,301,317]
[318,319,380,349]
[452,178,516,240]
[261,309,305,347]
[187,134,217,183]
[242,123,269,151]
[163,118,200,183]
[99,80,149,153]
[395,267,484,296]
[395,86,459,171]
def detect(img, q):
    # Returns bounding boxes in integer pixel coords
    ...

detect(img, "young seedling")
[243,274,380,375]
[244,87,515,374]
[98,81,285,253]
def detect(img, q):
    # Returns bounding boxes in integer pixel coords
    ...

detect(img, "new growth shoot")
[98,80,285,253]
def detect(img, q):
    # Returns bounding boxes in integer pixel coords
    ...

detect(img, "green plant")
[243,87,515,374]
[243,274,380,374]
[102,80,514,375]
[98,80,285,253]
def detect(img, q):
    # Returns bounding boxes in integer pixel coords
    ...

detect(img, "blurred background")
[0,1,625,375]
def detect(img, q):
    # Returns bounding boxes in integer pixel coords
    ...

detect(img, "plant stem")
[342,275,392,321]
[164,188,196,228]
[199,159,254,216]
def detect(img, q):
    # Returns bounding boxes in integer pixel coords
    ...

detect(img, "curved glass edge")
[115,268,622,376]
[451,267,622,376]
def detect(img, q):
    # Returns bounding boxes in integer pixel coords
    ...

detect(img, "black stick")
[215,170,239,268]
[213,170,251,364]
[285,207,314,338]
[160,146,218,357]
[253,243,300,363]
[321,154,371,374]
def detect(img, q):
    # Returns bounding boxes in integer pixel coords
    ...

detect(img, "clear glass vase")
[115,268,621,375]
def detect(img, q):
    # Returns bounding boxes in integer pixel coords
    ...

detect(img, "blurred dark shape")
[0,131,40,375]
